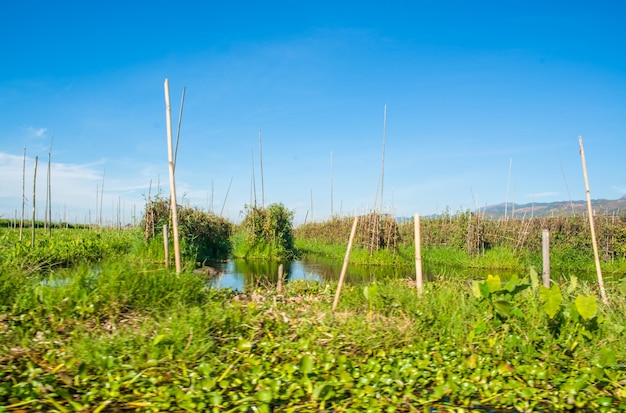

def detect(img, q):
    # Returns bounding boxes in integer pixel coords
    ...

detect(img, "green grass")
[2,227,626,411]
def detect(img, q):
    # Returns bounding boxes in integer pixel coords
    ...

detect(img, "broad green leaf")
[479,281,491,299]
[503,274,520,292]
[529,267,539,290]
[599,348,616,368]
[300,354,314,374]
[152,334,166,346]
[493,300,512,318]
[486,274,502,293]
[471,281,482,298]
[575,295,598,320]
[540,284,562,319]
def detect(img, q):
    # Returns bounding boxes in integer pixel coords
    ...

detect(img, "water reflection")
[207,256,590,291]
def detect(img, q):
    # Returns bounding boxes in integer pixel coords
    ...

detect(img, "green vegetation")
[2,208,626,411]
[1,229,626,411]
[143,198,233,262]
[232,203,297,260]
[296,213,626,274]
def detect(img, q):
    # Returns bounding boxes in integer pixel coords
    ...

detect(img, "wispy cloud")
[22,126,48,138]
[0,152,148,223]
[611,185,626,194]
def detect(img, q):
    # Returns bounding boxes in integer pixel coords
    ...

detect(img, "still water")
[206,257,537,291]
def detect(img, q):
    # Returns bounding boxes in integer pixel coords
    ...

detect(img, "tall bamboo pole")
[19,147,26,241]
[45,130,54,235]
[259,129,265,208]
[164,79,182,273]
[31,156,38,247]
[380,104,387,213]
[542,229,550,288]
[100,169,105,227]
[330,151,333,216]
[220,177,233,217]
[173,86,186,171]
[332,216,359,311]
[414,213,423,294]
[578,136,608,305]
[505,158,512,219]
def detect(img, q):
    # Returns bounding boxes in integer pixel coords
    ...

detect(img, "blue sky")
[1,1,625,225]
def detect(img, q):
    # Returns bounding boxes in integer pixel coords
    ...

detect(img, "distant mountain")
[479,195,626,219]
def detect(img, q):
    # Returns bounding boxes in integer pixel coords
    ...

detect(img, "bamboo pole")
[380,104,387,213]
[19,147,26,241]
[504,158,512,219]
[163,224,170,269]
[332,216,359,311]
[173,86,186,171]
[578,136,608,305]
[277,263,284,294]
[164,79,182,273]
[31,156,38,247]
[259,129,265,208]
[220,176,233,217]
[100,169,105,227]
[542,229,550,287]
[330,151,333,216]
[414,213,423,295]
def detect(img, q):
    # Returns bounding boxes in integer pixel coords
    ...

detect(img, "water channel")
[206,257,580,291]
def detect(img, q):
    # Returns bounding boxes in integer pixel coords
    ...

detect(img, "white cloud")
[611,185,626,194]
[0,152,150,224]
[22,126,48,138]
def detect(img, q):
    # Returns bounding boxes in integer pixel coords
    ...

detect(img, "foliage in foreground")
[1,257,626,411]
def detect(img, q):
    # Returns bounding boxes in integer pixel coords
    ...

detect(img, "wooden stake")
[164,79,182,273]
[32,156,38,247]
[277,263,284,294]
[19,147,26,241]
[332,216,359,311]
[330,151,333,216]
[414,213,423,294]
[163,224,170,269]
[542,229,550,288]
[578,136,608,305]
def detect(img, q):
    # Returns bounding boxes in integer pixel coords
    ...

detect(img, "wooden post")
[164,79,182,273]
[277,263,284,294]
[19,147,26,241]
[542,229,550,287]
[163,224,170,269]
[32,156,38,247]
[333,216,358,311]
[414,213,423,294]
[578,136,608,305]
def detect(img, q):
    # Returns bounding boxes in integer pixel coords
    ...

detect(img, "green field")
[1,221,626,411]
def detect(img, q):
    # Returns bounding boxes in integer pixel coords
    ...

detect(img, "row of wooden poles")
[161,78,607,306]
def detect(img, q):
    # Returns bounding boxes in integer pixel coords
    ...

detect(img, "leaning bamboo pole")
[578,136,608,305]
[164,79,181,273]
[332,216,359,312]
